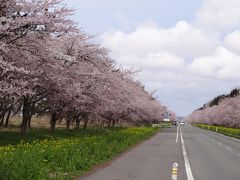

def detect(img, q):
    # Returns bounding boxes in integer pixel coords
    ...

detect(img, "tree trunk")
[50,112,57,133]
[100,120,104,128]
[75,117,81,130]
[111,120,116,127]
[27,103,35,128]
[107,120,112,127]
[0,111,6,127]
[83,119,88,130]
[27,116,32,128]
[120,120,123,127]
[21,98,31,134]
[82,113,88,130]
[0,103,3,113]
[66,117,71,132]
[4,109,11,127]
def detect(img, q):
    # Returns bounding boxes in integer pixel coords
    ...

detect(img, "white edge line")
[209,131,240,142]
[192,125,240,142]
[176,125,179,143]
[180,127,194,180]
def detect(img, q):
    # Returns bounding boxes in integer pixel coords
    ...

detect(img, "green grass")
[0,127,114,146]
[194,124,240,139]
[0,127,159,180]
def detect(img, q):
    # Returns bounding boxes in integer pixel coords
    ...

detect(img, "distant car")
[179,122,185,125]
[172,121,177,126]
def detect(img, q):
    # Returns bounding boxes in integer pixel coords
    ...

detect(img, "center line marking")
[217,142,223,146]
[176,125,179,143]
[180,127,194,180]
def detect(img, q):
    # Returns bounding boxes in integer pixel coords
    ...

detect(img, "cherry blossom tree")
[0,0,173,134]
[186,90,240,128]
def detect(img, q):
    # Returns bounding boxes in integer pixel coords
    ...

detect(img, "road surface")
[80,125,240,180]
[182,125,240,180]
[80,127,186,180]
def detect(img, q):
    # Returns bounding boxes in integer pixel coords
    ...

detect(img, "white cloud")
[112,53,185,71]
[102,21,219,60]
[100,0,240,115]
[224,31,240,54]
[196,0,240,33]
[188,47,240,80]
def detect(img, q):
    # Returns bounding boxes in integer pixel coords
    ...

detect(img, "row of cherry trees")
[186,89,240,128]
[0,0,173,133]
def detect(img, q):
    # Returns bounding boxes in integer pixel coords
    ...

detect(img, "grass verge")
[194,124,240,139]
[0,127,159,179]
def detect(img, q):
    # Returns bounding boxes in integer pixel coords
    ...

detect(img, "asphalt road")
[80,125,240,180]
[80,127,187,180]
[182,125,240,180]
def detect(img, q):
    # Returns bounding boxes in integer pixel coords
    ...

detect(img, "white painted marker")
[172,162,178,180]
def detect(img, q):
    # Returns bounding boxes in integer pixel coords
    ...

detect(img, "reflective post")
[172,162,178,180]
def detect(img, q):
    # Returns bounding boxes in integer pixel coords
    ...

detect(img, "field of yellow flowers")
[0,127,159,179]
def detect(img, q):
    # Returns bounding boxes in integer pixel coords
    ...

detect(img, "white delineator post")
[172,162,178,180]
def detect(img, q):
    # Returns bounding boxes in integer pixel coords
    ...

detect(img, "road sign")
[163,112,171,121]
[163,112,169,119]
[163,119,170,122]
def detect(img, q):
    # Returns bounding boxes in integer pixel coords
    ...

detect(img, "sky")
[64,0,240,116]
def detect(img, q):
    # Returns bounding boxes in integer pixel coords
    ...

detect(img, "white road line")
[238,153,240,157]
[225,146,233,152]
[211,139,215,142]
[217,142,223,146]
[176,126,179,143]
[180,127,194,180]
[203,129,240,143]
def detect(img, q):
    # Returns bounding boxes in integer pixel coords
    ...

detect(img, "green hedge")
[0,127,159,180]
